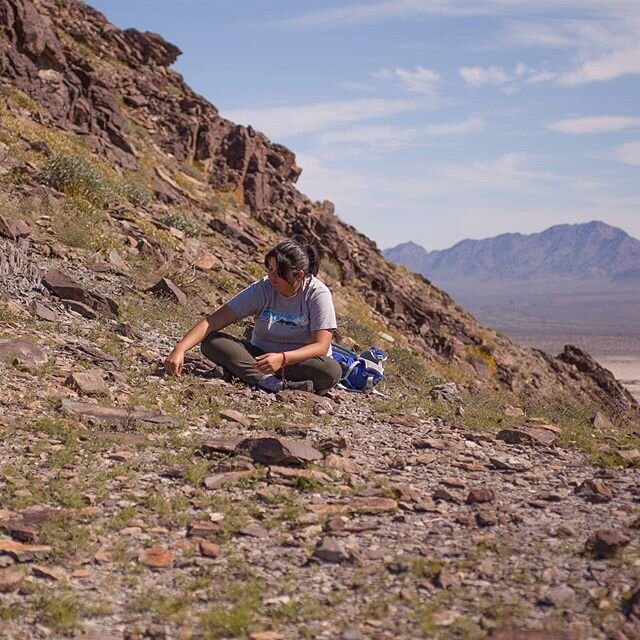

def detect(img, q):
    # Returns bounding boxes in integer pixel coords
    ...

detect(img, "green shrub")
[116,178,151,206]
[161,210,200,237]
[39,154,108,205]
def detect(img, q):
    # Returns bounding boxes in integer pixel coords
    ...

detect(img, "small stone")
[146,278,187,305]
[323,454,362,475]
[430,382,462,404]
[504,405,525,417]
[66,370,110,396]
[0,568,25,593]
[249,632,284,640]
[238,524,269,539]
[349,497,398,513]
[94,549,112,563]
[203,471,255,490]
[219,409,251,428]
[618,449,640,463]
[592,412,614,430]
[0,215,30,240]
[31,302,57,322]
[199,541,220,558]
[32,565,68,582]
[555,524,576,538]
[575,478,613,503]
[476,509,498,527]
[236,437,323,465]
[466,488,496,504]
[187,522,222,538]
[195,253,217,271]
[538,585,576,608]
[586,529,631,559]
[138,547,173,568]
[110,450,134,462]
[433,488,459,503]
[434,568,458,589]
[312,537,349,563]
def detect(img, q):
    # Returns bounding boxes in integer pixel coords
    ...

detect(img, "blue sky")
[90,0,640,250]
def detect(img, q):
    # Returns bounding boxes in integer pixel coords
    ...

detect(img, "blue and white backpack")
[331,344,387,392]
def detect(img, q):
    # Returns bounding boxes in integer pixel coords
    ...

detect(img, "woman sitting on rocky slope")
[164,236,342,395]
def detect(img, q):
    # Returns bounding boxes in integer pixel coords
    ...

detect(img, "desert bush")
[39,154,108,205]
[161,210,200,237]
[116,178,151,206]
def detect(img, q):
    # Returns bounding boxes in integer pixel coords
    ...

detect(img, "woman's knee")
[315,357,342,392]
[201,331,235,362]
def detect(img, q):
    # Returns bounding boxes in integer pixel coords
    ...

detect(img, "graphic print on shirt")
[260,309,308,329]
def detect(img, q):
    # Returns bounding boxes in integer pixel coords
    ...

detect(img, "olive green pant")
[201,332,342,395]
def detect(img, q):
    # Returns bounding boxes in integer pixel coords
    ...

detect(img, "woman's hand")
[165,347,186,377]
[255,352,285,375]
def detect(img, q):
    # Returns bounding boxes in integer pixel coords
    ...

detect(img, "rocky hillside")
[0,1,639,639]
[385,222,640,282]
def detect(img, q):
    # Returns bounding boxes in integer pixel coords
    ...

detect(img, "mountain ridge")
[385,221,640,282]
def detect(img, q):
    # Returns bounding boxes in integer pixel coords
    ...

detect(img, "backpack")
[331,344,387,392]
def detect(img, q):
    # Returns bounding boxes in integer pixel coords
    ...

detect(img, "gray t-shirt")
[226,276,337,355]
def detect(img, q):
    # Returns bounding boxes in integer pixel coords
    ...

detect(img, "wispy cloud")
[611,141,640,166]
[557,44,640,85]
[459,66,511,87]
[318,117,485,149]
[373,66,440,95]
[459,63,555,90]
[546,116,640,134]
[273,1,640,29]
[223,98,429,139]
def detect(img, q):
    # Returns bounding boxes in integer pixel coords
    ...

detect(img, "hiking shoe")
[285,380,314,393]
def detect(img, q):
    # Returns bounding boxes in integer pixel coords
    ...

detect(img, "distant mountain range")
[384,221,640,284]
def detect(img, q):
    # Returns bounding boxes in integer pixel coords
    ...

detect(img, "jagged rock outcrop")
[1,0,637,417]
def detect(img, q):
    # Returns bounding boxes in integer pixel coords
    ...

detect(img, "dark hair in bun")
[264,235,319,282]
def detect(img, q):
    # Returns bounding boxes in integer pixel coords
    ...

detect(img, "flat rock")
[32,565,68,582]
[575,478,613,503]
[592,412,614,430]
[146,277,187,305]
[538,585,576,608]
[497,422,560,446]
[0,339,47,369]
[387,414,422,428]
[42,268,119,317]
[0,568,25,593]
[63,299,98,319]
[66,370,110,396]
[312,537,349,563]
[323,454,362,475]
[349,497,398,514]
[138,547,173,568]
[238,524,269,539]
[0,509,62,543]
[60,399,177,426]
[195,253,217,271]
[269,465,333,484]
[504,405,525,417]
[219,409,251,428]
[199,541,220,558]
[0,215,30,240]
[487,629,576,640]
[0,540,52,562]
[31,301,57,322]
[236,437,323,465]
[466,488,496,504]
[187,522,222,538]
[201,438,241,454]
[203,471,254,490]
[586,529,631,559]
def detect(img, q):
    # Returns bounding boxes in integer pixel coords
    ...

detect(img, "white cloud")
[318,117,485,149]
[223,98,428,139]
[273,1,640,29]
[547,116,640,135]
[374,66,440,95]
[611,141,640,166]
[557,44,640,85]
[459,65,511,87]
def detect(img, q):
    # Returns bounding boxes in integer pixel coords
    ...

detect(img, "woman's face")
[265,257,303,296]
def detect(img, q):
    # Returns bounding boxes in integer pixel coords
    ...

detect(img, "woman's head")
[264,236,319,289]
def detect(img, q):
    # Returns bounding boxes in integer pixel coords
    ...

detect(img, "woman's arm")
[254,329,333,374]
[165,304,238,376]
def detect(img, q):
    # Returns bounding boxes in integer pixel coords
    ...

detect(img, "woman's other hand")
[255,352,285,375]
[165,347,185,377]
